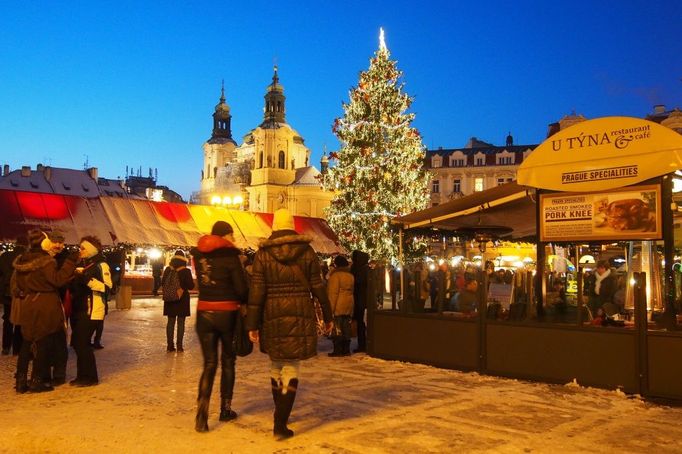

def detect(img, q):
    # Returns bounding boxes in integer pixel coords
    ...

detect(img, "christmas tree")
[324,28,429,263]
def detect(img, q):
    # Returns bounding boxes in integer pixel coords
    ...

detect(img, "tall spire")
[263,65,286,125]
[211,81,233,140]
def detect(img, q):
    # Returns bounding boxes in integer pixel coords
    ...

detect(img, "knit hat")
[28,229,47,250]
[172,250,188,262]
[47,230,65,243]
[272,208,295,232]
[211,220,234,237]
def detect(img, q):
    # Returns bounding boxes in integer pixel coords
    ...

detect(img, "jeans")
[166,316,186,347]
[195,311,237,401]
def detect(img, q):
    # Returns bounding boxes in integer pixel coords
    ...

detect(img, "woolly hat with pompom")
[272,208,295,232]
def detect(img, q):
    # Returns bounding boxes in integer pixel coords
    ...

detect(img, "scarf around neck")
[595,268,611,295]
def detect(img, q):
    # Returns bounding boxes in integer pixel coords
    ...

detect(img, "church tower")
[249,67,300,187]
[200,83,238,199]
[262,66,286,125]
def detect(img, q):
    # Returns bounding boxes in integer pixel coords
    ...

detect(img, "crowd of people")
[1,208,370,441]
[0,230,113,393]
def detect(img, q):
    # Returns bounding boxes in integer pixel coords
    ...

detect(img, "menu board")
[540,184,661,242]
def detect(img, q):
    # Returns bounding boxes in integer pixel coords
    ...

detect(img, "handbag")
[290,263,327,337]
[233,310,253,357]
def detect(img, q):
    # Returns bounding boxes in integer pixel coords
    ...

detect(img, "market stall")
[375,116,682,399]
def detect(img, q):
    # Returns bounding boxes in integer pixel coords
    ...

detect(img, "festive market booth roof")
[394,182,536,239]
[0,189,115,245]
[253,212,343,255]
[100,198,202,247]
[0,190,343,253]
[518,116,682,192]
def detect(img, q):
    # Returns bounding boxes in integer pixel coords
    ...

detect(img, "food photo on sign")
[593,190,658,233]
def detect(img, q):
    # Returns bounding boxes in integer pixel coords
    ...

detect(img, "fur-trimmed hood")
[13,251,54,273]
[258,230,312,264]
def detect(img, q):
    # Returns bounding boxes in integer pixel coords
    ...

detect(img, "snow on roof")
[293,166,321,186]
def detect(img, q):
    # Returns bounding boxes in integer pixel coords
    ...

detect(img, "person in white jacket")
[69,236,112,387]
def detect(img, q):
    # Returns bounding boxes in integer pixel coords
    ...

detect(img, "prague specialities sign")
[518,116,682,242]
[517,116,682,193]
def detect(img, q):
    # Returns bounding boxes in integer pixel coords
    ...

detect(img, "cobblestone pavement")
[2,297,682,453]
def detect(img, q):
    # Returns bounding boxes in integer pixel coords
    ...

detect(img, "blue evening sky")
[1,1,681,200]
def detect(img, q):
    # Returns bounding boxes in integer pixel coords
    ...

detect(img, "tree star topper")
[379,27,386,51]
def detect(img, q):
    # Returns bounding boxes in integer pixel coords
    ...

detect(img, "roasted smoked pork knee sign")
[518,117,682,192]
[539,184,662,242]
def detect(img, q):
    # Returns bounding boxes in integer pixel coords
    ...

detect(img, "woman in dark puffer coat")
[246,208,333,440]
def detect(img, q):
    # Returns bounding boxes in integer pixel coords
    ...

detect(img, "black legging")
[195,311,237,402]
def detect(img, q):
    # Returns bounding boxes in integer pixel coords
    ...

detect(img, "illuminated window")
[432,179,440,193]
[474,178,484,192]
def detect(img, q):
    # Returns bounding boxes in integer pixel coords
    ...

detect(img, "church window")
[214,167,217,178]
[259,152,264,168]
[277,101,282,112]
[207,165,210,178]
[278,151,285,169]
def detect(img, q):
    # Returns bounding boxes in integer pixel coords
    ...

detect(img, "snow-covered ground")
[2,297,682,454]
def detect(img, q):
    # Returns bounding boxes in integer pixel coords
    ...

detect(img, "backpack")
[162,267,183,301]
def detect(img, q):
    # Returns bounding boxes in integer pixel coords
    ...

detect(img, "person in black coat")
[0,235,27,355]
[151,257,164,297]
[190,221,248,433]
[588,260,617,317]
[350,250,369,353]
[162,250,194,352]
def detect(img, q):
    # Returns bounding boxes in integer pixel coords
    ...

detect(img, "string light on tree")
[324,28,429,263]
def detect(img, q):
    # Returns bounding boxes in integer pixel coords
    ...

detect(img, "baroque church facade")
[192,68,333,219]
